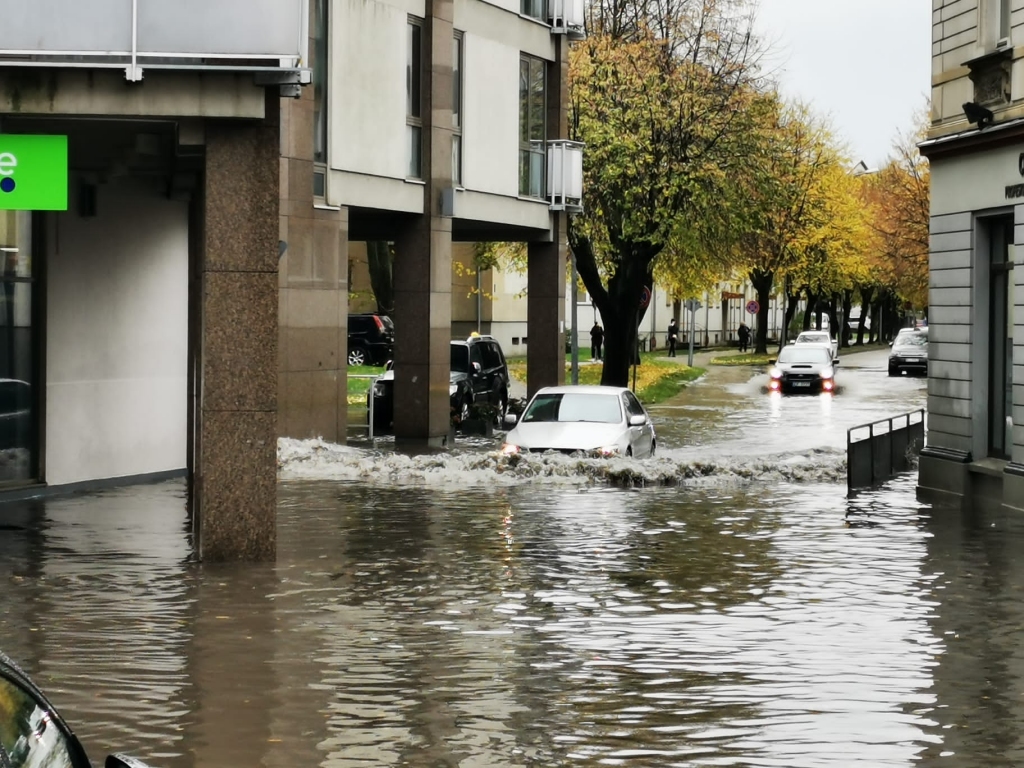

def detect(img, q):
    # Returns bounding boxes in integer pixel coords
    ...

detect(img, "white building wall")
[331,0,411,181]
[46,179,188,485]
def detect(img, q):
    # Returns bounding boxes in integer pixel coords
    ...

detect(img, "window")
[407,18,424,179]
[1001,0,1011,40]
[987,216,1014,458]
[521,0,545,20]
[312,0,328,198]
[452,33,463,186]
[519,56,546,198]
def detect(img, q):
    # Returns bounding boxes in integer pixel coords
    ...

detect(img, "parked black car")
[368,334,511,432]
[888,327,928,376]
[347,313,394,366]
[0,650,154,768]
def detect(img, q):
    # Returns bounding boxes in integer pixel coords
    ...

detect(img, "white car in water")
[500,385,656,458]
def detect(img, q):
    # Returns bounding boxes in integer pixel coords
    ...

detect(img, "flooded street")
[6,349,1024,766]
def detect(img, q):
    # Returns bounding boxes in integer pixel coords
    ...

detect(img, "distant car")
[347,313,394,366]
[794,330,838,359]
[768,344,837,394]
[500,385,656,457]
[369,334,510,431]
[0,650,154,768]
[888,327,928,376]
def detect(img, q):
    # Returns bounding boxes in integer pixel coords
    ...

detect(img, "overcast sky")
[753,0,932,169]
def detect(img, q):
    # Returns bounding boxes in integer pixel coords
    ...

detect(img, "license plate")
[905,358,920,363]
[792,381,810,388]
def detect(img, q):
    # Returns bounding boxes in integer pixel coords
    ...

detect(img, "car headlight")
[501,443,521,455]
[596,446,620,457]
[769,368,782,379]
[449,384,459,396]
[821,368,834,380]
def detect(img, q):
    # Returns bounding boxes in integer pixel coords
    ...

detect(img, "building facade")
[919,0,1024,509]
[280,0,582,446]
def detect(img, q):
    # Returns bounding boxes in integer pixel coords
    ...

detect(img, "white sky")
[753,0,932,169]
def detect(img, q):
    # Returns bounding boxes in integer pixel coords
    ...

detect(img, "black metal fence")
[847,409,926,491]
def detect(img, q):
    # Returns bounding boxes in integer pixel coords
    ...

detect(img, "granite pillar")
[526,228,567,398]
[278,76,348,444]
[392,0,454,446]
[196,94,280,561]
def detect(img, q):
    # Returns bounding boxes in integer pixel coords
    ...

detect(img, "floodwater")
[3,349,1022,767]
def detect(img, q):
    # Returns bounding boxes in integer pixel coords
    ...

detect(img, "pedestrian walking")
[667,318,678,357]
[738,322,750,353]
[590,321,604,361]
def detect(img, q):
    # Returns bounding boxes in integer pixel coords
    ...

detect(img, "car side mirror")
[385,360,394,371]
[0,654,93,768]
[472,362,482,373]
[503,413,518,427]
[833,358,840,365]
[628,414,647,427]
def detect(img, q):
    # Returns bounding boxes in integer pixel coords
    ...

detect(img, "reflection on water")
[1,474,1024,765]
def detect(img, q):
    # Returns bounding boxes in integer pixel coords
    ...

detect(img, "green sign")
[0,135,68,211]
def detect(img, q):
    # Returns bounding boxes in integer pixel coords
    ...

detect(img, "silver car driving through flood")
[501,385,656,458]
[768,344,837,394]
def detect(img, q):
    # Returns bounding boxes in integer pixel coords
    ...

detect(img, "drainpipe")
[476,269,481,334]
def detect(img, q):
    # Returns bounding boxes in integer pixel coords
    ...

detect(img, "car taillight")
[373,316,385,332]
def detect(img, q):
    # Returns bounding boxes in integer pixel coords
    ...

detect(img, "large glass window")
[519,56,546,198]
[407,19,424,179]
[988,216,1014,458]
[312,0,328,197]
[521,0,545,20]
[0,211,36,483]
[1001,0,1011,39]
[452,32,463,186]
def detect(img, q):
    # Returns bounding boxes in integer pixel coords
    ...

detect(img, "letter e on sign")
[0,153,17,177]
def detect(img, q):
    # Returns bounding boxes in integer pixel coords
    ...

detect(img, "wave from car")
[501,385,656,458]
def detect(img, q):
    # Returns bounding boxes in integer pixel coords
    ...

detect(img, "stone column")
[278,80,349,444]
[196,93,280,561]
[526,225,567,398]
[393,0,454,446]
[526,37,569,399]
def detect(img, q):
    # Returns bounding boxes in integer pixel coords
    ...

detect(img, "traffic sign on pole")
[745,300,759,315]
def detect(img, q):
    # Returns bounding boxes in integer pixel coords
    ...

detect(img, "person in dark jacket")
[590,322,604,361]
[738,322,751,353]
[667,318,678,357]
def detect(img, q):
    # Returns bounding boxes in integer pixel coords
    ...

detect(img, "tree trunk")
[802,289,817,331]
[570,234,657,387]
[366,241,394,315]
[783,283,800,346]
[839,290,853,348]
[749,268,774,355]
[856,286,874,346]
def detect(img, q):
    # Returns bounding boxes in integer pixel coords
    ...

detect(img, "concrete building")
[918,0,1024,510]
[281,0,583,447]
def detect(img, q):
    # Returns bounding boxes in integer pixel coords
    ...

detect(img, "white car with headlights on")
[501,385,656,458]
[767,345,837,394]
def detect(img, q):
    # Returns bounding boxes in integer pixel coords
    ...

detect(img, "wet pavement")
[8,347,1024,767]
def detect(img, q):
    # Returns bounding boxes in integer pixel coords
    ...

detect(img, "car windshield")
[777,347,832,365]
[797,334,830,344]
[450,345,470,373]
[896,333,927,347]
[521,393,623,424]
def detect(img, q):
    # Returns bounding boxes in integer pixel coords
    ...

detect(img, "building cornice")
[919,116,1024,160]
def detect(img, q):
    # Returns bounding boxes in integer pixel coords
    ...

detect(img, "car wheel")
[626,447,633,458]
[494,391,508,428]
[888,365,898,377]
[649,440,656,457]
[459,396,471,425]
[348,347,367,367]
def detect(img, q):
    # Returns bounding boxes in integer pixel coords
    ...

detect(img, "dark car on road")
[768,344,837,394]
[347,313,394,366]
[0,650,154,768]
[888,327,928,376]
[369,334,510,432]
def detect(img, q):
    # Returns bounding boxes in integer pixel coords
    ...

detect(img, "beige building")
[919,0,1024,510]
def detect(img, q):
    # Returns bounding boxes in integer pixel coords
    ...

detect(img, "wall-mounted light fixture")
[963,101,995,129]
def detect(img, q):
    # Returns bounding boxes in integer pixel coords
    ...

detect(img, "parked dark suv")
[368,334,511,432]
[347,313,394,366]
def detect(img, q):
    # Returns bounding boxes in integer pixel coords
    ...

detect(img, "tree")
[569,0,760,385]
[366,241,394,316]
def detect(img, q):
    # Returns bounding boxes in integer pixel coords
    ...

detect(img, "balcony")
[547,140,583,213]
[0,0,309,88]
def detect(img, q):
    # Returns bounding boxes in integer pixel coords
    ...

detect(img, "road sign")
[746,300,759,315]
[640,286,652,309]
[684,299,702,312]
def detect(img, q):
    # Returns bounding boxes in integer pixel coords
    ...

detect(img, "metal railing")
[847,409,925,491]
[350,374,382,440]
